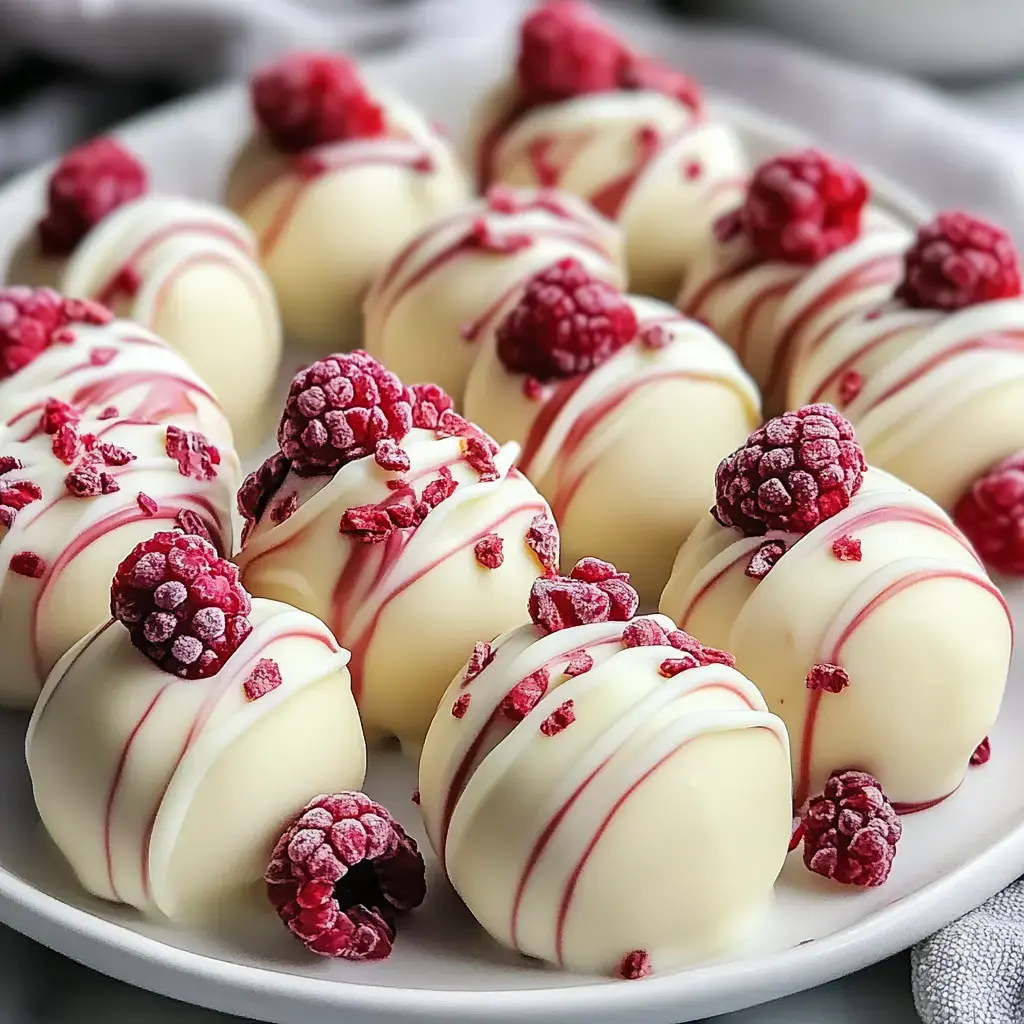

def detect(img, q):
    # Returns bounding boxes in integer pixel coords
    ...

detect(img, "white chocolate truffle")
[363,187,625,399]
[419,613,791,976]
[236,427,556,751]
[660,466,1011,809]
[226,92,469,352]
[0,316,232,449]
[27,598,365,922]
[464,294,760,606]
[0,415,239,707]
[61,195,283,439]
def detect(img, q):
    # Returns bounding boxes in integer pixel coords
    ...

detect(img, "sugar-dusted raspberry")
[10,551,46,579]
[540,699,575,736]
[244,658,283,701]
[953,451,1024,575]
[0,287,111,379]
[838,369,864,407]
[463,435,499,481]
[831,534,862,562]
[525,512,559,571]
[461,640,494,687]
[165,426,220,481]
[722,149,868,265]
[238,450,292,542]
[266,792,425,960]
[279,352,414,476]
[517,0,627,109]
[529,557,638,633]
[136,492,159,517]
[714,403,866,537]
[806,662,850,693]
[251,52,386,154]
[499,667,550,721]
[496,258,638,381]
[621,617,736,667]
[451,693,472,719]
[37,137,147,256]
[374,438,410,473]
[564,649,594,676]
[41,398,80,436]
[618,54,701,113]
[971,737,991,766]
[897,211,1021,311]
[474,533,504,569]
[0,474,42,529]
[339,503,395,544]
[619,949,652,981]
[801,770,902,887]
[110,531,253,679]
[746,539,787,580]
[410,383,455,431]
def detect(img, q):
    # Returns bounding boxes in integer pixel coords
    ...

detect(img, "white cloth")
[0,2,1022,1022]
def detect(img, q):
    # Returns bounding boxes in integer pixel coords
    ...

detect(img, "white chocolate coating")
[464,295,761,606]
[0,415,239,708]
[27,598,365,922]
[418,615,791,975]
[678,208,911,416]
[61,195,283,441]
[226,91,470,351]
[236,429,555,751]
[660,467,1011,809]
[788,293,1024,511]
[363,188,625,399]
[0,318,232,449]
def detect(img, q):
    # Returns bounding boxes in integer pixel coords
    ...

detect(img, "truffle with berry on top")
[661,403,1011,809]
[236,350,558,751]
[463,257,760,605]
[418,557,791,977]
[224,50,469,351]
[678,147,912,416]
[27,528,366,922]
[472,0,748,299]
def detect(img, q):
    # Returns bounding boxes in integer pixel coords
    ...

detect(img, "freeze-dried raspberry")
[165,426,220,481]
[451,694,471,719]
[499,667,549,721]
[746,539,787,579]
[339,503,395,544]
[252,52,385,154]
[463,435,499,481]
[529,557,638,633]
[838,369,863,407]
[540,699,575,736]
[237,450,292,542]
[279,352,413,476]
[714,404,866,536]
[0,476,42,529]
[40,399,80,435]
[806,662,850,693]
[419,466,458,510]
[136,492,158,516]
[564,650,594,676]
[110,531,252,678]
[9,551,46,579]
[897,211,1021,311]
[832,535,862,562]
[51,424,81,465]
[525,512,559,571]
[410,383,454,430]
[175,508,214,545]
[619,949,652,981]
[801,770,902,887]
[474,533,504,569]
[265,792,426,960]
[658,654,701,677]
[620,617,736,668]
[374,438,410,473]
[971,737,991,766]
[621,616,669,648]
[618,54,701,112]
[496,258,637,381]
[461,641,494,687]
[243,658,282,701]
[953,451,1024,575]
[37,137,147,256]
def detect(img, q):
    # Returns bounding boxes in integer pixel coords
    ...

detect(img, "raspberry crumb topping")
[265,792,426,960]
[621,617,736,667]
[41,399,80,435]
[339,504,397,544]
[451,693,472,719]
[0,474,42,529]
[10,551,46,579]
[619,949,652,981]
[463,435,500,481]
[745,539,787,580]
[165,426,220,481]
[971,737,991,766]
[496,258,638,381]
[238,450,292,542]
[954,451,1024,575]
[244,658,283,701]
[374,438,410,473]
[279,352,413,476]
[251,52,386,154]
[410,383,455,431]
[38,137,147,256]
[717,149,868,264]
[529,557,638,633]
[474,533,504,569]
[176,508,214,545]
[540,699,575,736]
[564,649,594,676]
[806,662,850,693]
[658,655,700,677]
[0,287,112,379]
[831,535,862,562]
[896,212,1022,311]
[838,369,864,407]
[110,531,253,678]
[499,667,549,721]
[525,512,559,571]
[714,404,866,537]
[136,492,158,516]
[801,770,902,887]
[461,641,494,687]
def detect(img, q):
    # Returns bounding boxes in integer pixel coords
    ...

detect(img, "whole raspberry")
[896,211,1022,311]
[714,403,866,536]
[618,54,702,113]
[252,52,386,153]
[953,451,1024,574]
[37,137,147,256]
[529,557,639,633]
[265,792,426,960]
[0,287,112,379]
[801,770,902,887]
[517,1,627,109]
[237,450,292,543]
[278,351,414,476]
[110,531,252,679]
[724,149,868,264]
[496,258,637,381]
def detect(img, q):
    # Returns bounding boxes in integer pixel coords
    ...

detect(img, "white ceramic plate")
[0,31,1015,1024]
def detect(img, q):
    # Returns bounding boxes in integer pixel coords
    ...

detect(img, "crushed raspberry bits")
[953,450,1024,576]
[714,403,866,537]
[265,792,426,960]
[529,557,639,633]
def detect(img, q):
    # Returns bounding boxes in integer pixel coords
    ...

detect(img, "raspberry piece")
[953,451,1024,575]
[0,478,42,529]
[136,492,158,517]
[374,439,410,473]
[619,949,652,981]
[496,258,638,381]
[658,654,700,677]
[265,792,426,960]
[463,435,500,481]
[540,699,575,736]
[110,531,253,679]
[339,504,394,544]
[838,369,863,407]
[525,513,559,571]
[165,426,220,481]
[801,770,902,887]
[806,662,850,693]
[516,0,627,109]
[971,737,991,766]
[621,617,737,668]
[41,399,80,435]
[896,211,1021,311]
[238,450,292,542]
[499,667,549,721]
[10,551,46,579]
[564,650,594,676]
[279,352,413,476]
[0,287,111,379]
[723,149,868,264]
[746,539,787,579]
[474,533,504,569]
[618,54,701,112]
[244,658,282,701]
[461,641,494,687]
[832,535,862,562]
[410,383,454,430]
[51,424,82,465]
[251,52,386,154]
[451,694,471,719]
[714,404,866,536]
[176,508,214,545]
[529,557,638,633]
[418,466,458,510]
[37,137,147,256]
[621,617,669,648]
